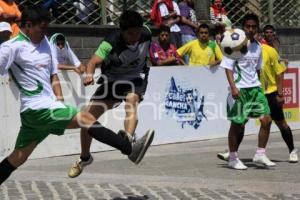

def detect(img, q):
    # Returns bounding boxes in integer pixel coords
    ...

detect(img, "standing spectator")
[178,0,199,64]
[151,0,182,48]
[73,0,95,24]
[177,24,223,67]
[210,0,231,44]
[0,21,11,44]
[50,33,86,74]
[0,0,21,38]
[150,25,184,66]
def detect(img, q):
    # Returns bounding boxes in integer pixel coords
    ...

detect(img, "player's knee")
[78,111,96,125]
[8,151,30,167]
[260,115,272,128]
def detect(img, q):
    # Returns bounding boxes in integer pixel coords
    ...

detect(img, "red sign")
[283,68,299,109]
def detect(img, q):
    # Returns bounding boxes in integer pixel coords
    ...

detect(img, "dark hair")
[263,24,275,32]
[20,5,51,28]
[242,13,259,27]
[197,23,209,33]
[159,25,170,33]
[119,10,143,30]
[56,34,65,42]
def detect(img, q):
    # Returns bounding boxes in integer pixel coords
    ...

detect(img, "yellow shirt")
[177,39,223,66]
[261,44,286,94]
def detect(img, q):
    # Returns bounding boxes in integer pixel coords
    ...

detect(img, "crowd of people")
[0,0,298,186]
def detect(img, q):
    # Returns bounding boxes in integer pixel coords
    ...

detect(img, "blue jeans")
[181,34,197,64]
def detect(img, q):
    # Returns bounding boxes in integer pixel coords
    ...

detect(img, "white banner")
[1,65,300,159]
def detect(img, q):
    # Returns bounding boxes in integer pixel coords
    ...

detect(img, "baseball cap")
[0,22,12,33]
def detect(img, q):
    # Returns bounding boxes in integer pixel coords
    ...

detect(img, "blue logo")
[165,77,206,129]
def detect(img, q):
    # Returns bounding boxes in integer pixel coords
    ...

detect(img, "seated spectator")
[0,0,21,37]
[177,24,223,67]
[150,25,184,66]
[50,33,86,74]
[210,0,231,44]
[0,21,11,44]
[151,0,182,48]
[178,0,199,64]
[73,0,95,24]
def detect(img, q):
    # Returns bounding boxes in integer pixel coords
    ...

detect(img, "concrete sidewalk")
[1,130,300,200]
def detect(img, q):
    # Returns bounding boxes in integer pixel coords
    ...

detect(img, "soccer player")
[67,10,155,178]
[0,6,154,185]
[217,25,298,163]
[219,13,275,170]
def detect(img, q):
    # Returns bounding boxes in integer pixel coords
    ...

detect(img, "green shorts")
[15,105,79,149]
[227,87,270,125]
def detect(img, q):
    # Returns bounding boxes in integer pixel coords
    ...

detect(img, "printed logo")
[165,77,206,129]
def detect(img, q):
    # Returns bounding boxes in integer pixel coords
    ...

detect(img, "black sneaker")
[118,130,136,143]
[128,129,155,164]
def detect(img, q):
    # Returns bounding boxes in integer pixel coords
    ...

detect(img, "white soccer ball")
[220,28,248,59]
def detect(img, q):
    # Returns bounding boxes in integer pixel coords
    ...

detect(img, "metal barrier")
[16,0,300,26]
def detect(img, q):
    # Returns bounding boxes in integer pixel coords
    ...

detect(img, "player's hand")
[74,67,84,75]
[276,95,285,106]
[231,87,240,99]
[83,74,94,86]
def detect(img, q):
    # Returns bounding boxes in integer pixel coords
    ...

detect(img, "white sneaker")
[253,154,276,167]
[289,149,298,163]
[217,150,229,161]
[228,158,248,170]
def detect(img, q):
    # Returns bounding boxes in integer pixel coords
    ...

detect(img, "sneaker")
[253,154,276,167]
[217,150,229,161]
[118,130,136,143]
[128,129,155,164]
[68,155,93,178]
[228,158,248,170]
[289,148,298,163]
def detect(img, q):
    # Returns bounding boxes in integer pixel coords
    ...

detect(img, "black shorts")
[265,91,285,121]
[91,77,148,102]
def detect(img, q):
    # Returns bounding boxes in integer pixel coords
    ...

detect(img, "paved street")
[1,130,300,200]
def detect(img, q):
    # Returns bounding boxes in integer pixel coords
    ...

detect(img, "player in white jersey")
[219,14,275,170]
[0,5,154,185]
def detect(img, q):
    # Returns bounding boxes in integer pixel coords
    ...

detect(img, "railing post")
[268,0,274,25]
[100,0,107,25]
[123,0,127,11]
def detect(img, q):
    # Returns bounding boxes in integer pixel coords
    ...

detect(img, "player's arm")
[51,74,64,101]
[84,40,112,86]
[225,69,239,99]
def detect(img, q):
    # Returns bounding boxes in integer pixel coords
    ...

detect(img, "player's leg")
[0,142,37,185]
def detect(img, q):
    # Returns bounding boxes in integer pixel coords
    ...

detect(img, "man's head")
[242,13,259,41]
[55,34,66,49]
[20,5,51,44]
[212,0,222,8]
[185,0,194,7]
[158,25,171,45]
[3,0,15,4]
[119,10,144,45]
[197,24,210,43]
[263,24,275,43]
[0,22,12,42]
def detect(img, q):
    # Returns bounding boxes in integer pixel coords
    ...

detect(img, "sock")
[280,127,295,153]
[229,152,238,161]
[0,158,17,185]
[80,154,91,162]
[256,148,265,156]
[88,122,132,155]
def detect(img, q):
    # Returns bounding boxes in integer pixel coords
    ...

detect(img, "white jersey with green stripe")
[220,40,262,89]
[0,31,65,112]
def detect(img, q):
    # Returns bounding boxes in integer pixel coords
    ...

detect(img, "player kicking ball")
[0,6,154,185]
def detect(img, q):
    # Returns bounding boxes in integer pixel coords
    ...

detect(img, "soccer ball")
[220,28,248,59]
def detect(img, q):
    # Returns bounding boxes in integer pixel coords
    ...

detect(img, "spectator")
[0,0,21,37]
[50,33,86,74]
[178,0,199,64]
[210,0,231,44]
[150,25,184,66]
[151,0,182,48]
[42,0,55,10]
[73,0,95,24]
[0,21,11,44]
[177,23,223,67]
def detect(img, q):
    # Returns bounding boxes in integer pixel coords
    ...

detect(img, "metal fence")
[16,0,300,27]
